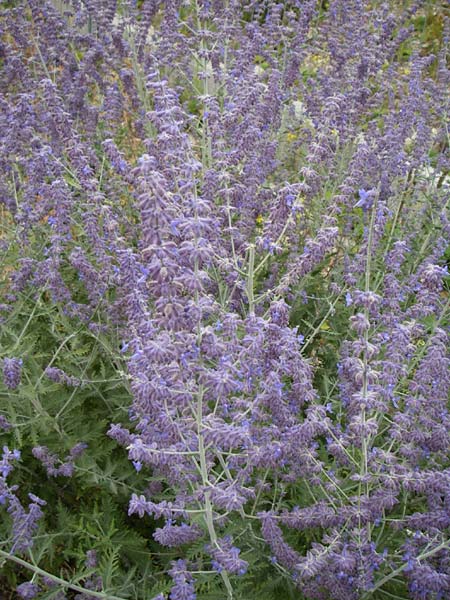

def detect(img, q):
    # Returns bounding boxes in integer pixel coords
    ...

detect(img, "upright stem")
[362,538,450,598]
[358,193,378,543]
[247,244,256,317]
[196,387,234,599]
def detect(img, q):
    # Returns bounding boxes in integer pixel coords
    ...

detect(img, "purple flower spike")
[16,582,40,599]
[2,358,23,389]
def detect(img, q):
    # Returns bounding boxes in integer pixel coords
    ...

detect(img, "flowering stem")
[196,388,234,599]
[373,194,405,293]
[358,191,378,543]
[225,195,239,271]
[246,244,256,317]
[254,215,293,276]
[362,538,450,598]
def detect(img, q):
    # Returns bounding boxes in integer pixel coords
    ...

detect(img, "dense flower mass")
[16,582,40,600]
[0,1,448,599]
[2,357,23,390]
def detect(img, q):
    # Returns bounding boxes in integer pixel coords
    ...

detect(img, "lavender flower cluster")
[0,1,448,599]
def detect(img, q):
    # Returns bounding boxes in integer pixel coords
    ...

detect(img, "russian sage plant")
[0,1,449,599]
